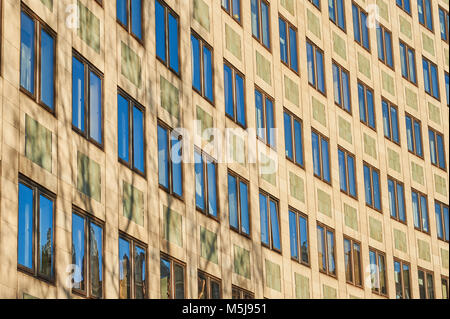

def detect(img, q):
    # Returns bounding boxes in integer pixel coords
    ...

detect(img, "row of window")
[17,175,449,299]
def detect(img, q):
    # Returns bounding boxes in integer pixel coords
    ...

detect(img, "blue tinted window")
[435,203,444,239]
[168,12,180,73]
[330,0,345,29]
[420,195,429,232]
[397,183,405,222]
[289,211,298,259]
[224,64,246,127]
[261,1,270,48]
[359,83,375,129]
[436,133,446,170]
[391,106,399,143]
[228,174,238,229]
[361,12,369,49]
[239,182,250,235]
[131,0,142,39]
[289,27,298,72]
[321,138,330,182]
[224,64,233,118]
[382,101,391,139]
[157,125,169,189]
[372,169,381,211]
[118,94,130,163]
[270,199,281,250]
[317,225,326,272]
[38,195,54,278]
[207,159,217,217]
[20,11,35,94]
[265,98,275,148]
[89,71,102,145]
[294,119,304,166]
[279,18,287,64]
[312,131,330,183]
[306,42,315,86]
[171,134,183,197]
[312,131,321,177]
[299,216,309,264]
[255,90,264,140]
[397,0,411,14]
[259,193,269,245]
[429,129,446,170]
[367,89,375,129]
[413,119,423,157]
[72,57,85,133]
[40,29,54,110]
[117,0,128,26]
[445,72,449,106]
[364,164,373,206]
[333,64,342,106]
[155,0,166,62]
[412,191,420,229]
[284,113,293,160]
[235,73,245,126]
[353,5,369,49]
[333,63,351,112]
[358,83,366,123]
[191,35,201,92]
[352,4,360,43]
[203,46,213,102]
[134,245,146,299]
[348,154,356,197]
[18,182,34,269]
[316,50,325,93]
[132,106,144,173]
[119,237,131,298]
[72,213,85,291]
[338,149,347,192]
[90,221,103,298]
[251,0,260,39]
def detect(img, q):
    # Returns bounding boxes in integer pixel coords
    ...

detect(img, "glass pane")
[329,0,336,22]
[436,134,446,169]
[294,119,303,166]
[155,0,166,62]
[376,25,385,62]
[317,226,326,271]
[255,90,265,140]
[358,83,366,123]
[38,195,53,278]
[211,280,221,299]
[207,159,217,217]
[131,0,142,39]
[364,165,372,206]
[40,29,54,109]
[420,195,429,232]
[385,31,393,67]
[391,106,399,143]
[353,243,362,286]
[232,0,241,21]
[289,211,298,259]
[18,183,34,270]
[157,125,169,189]
[369,251,378,292]
[171,134,183,197]
[338,149,347,192]
[119,237,131,299]
[20,11,35,94]
[394,261,402,298]
[423,60,431,93]
[279,18,287,64]
[259,194,269,245]
[382,101,391,138]
[430,64,439,99]
[366,89,375,129]
[168,13,179,73]
[412,192,420,228]
[198,273,207,299]
[251,0,259,38]
[160,258,171,299]
[236,73,245,126]
[118,94,130,163]
[361,12,369,48]
[195,151,205,210]
[89,71,102,144]
[284,113,293,159]
[400,43,408,78]
[316,50,325,93]
[203,46,214,102]
[418,270,426,299]
[321,138,330,182]
[427,273,434,299]
[239,182,250,235]
[443,206,449,242]
[388,179,396,218]
[333,64,341,106]
[408,49,416,83]
[435,203,443,239]
[90,222,103,298]
[327,231,336,275]
[261,1,270,48]
[289,27,298,72]
[191,35,201,92]
[306,43,315,86]
[352,5,360,42]
[134,245,146,299]
[299,216,309,264]
[228,174,238,229]
[348,155,356,197]
[337,0,345,29]
[344,239,352,282]
[72,57,85,132]
[397,183,405,222]
[132,106,144,173]
[174,264,185,299]
[342,70,350,112]
[270,200,280,250]
[266,98,275,148]
[312,132,321,177]
[117,0,128,26]
[425,0,433,30]
[72,213,85,291]
[403,264,411,299]
[405,116,413,151]
[372,170,381,210]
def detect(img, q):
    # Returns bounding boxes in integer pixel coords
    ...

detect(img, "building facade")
[0,0,449,299]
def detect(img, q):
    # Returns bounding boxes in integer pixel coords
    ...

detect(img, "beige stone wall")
[0,0,448,299]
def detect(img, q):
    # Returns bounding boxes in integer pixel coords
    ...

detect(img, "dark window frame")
[251,0,272,51]
[117,87,146,177]
[411,188,430,234]
[289,207,310,267]
[399,40,417,85]
[198,270,222,299]
[157,120,184,201]
[224,60,247,128]
[160,253,186,299]
[376,22,394,69]
[20,3,57,115]
[116,0,144,44]
[417,267,435,299]
[191,30,215,105]
[222,0,242,25]
[343,236,363,288]
[442,276,449,299]
[382,98,400,145]
[278,14,299,74]
[317,222,337,278]
[338,146,358,199]
[393,258,412,299]
[358,80,376,131]
[363,162,382,213]
[71,206,105,299]
[118,231,148,299]
[255,86,277,149]
[329,0,346,32]
[435,200,449,243]
[72,49,104,150]
[387,175,407,224]
[332,60,352,114]
[283,108,305,169]
[369,247,388,297]
[352,2,371,52]
[396,0,412,15]
[306,39,327,96]
[422,56,440,101]
[418,0,434,32]
[311,128,332,185]
[428,127,447,171]
[17,174,56,285]
[308,0,321,11]
[259,190,282,254]
[231,285,254,299]
[195,147,219,221]
[405,112,424,159]
[439,6,449,43]
[227,169,251,238]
